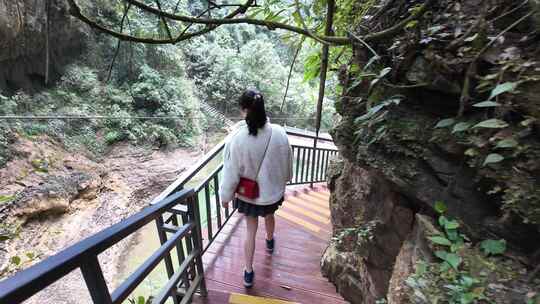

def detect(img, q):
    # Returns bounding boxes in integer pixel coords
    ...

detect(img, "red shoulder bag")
[236,129,272,199]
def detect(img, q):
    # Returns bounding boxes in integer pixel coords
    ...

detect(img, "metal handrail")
[151,126,334,205]
[153,127,339,256]
[0,189,207,304]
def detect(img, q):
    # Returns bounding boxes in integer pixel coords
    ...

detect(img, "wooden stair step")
[229,293,300,304]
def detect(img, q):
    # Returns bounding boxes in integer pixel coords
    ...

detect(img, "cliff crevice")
[323,0,540,303]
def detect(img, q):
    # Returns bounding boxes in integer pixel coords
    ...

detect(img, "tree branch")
[155,0,173,40]
[281,38,304,112]
[124,0,349,44]
[67,0,252,44]
[315,0,335,132]
[67,0,435,46]
[294,0,330,45]
[107,2,131,82]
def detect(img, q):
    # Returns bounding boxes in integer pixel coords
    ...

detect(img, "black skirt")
[234,197,284,217]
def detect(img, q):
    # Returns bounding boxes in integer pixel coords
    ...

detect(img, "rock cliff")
[0,0,87,92]
[322,0,540,303]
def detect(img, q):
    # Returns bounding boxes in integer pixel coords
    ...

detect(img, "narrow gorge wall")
[0,0,87,92]
[322,0,540,303]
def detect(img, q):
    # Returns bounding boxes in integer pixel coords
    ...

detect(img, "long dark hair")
[239,89,267,136]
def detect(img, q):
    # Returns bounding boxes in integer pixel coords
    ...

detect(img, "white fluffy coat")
[219,121,293,205]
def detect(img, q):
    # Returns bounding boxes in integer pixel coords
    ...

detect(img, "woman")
[219,89,293,288]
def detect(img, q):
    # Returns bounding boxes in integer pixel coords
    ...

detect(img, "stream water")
[114,135,226,303]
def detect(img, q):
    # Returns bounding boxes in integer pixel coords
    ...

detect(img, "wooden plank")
[308,191,330,200]
[207,234,328,260]
[193,186,345,304]
[229,293,299,304]
[203,255,338,295]
[281,204,330,224]
[275,211,320,233]
[204,240,327,274]
[202,279,279,301]
[212,217,329,244]
[203,246,329,277]
[295,194,329,208]
[275,211,332,234]
[204,267,347,304]
[284,197,331,217]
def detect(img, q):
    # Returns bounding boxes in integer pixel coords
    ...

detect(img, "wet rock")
[326,0,540,302]
[322,159,415,304]
[0,0,87,91]
[387,214,438,304]
[406,56,461,95]
[2,171,101,221]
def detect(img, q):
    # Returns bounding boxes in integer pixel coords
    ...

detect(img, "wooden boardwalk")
[193,186,346,304]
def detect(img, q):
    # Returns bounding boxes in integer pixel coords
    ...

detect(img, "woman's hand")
[221,200,230,209]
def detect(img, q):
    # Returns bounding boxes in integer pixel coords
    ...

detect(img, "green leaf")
[521,118,537,127]
[137,296,146,304]
[489,82,519,100]
[25,252,35,259]
[444,220,460,230]
[480,239,506,256]
[450,242,462,253]
[461,275,474,287]
[0,195,14,204]
[428,25,445,34]
[452,122,471,133]
[444,253,462,270]
[292,11,303,26]
[405,20,419,29]
[10,256,21,266]
[472,101,501,108]
[464,148,479,157]
[429,236,452,246]
[446,229,460,242]
[483,153,504,166]
[438,215,448,227]
[464,33,479,42]
[495,138,518,149]
[435,118,455,128]
[378,67,392,79]
[434,201,447,214]
[473,119,509,129]
[416,260,428,275]
[434,250,448,260]
[460,292,475,304]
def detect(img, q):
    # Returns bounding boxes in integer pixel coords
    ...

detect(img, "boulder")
[2,171,101,222]
[322,159,415,304]
[387,214,438,304]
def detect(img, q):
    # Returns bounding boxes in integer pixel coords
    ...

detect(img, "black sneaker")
[266,238,275,253]
[243,270,254,288]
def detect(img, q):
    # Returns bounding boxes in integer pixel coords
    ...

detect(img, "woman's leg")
[244,215,258,272]
[264,214,275,240]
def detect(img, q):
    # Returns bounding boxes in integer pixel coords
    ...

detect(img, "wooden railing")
[0,127,338,304]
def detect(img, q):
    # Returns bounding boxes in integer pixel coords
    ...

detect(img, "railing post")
[310,134,319,188]
[155,216,180,304]
[171,214,190,292]
[80,257,113,304]
[188,195,208,297]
